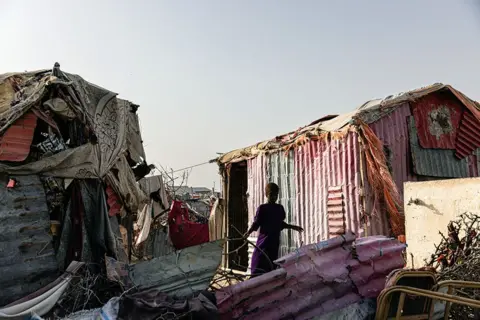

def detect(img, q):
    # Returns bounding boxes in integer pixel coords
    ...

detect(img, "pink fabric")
[216,232,406,319]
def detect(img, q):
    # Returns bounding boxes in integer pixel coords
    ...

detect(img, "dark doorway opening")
[227,161,249,271]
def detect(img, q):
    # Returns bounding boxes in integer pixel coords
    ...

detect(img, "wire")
[171,160,216,173]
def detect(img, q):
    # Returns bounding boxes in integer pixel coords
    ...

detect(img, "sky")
[1,1,480,189]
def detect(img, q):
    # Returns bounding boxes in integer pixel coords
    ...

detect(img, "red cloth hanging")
[106,185,122,217]
[168,200,209,250]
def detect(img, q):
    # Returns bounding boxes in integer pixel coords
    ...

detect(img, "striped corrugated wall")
[367,103,413,235]
[243,130,391,273]
[267,150,297,256]
[295,131,374,244]
[246,154,268,272]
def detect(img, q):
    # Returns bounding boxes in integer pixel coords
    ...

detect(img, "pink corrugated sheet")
[247,155,268,239]
[245,131,390,264]
[368,103,416,204]
[216,232,406,319]
[294,131,389,242]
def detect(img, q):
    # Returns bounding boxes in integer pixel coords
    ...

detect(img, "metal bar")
[444,285,453,320]
[396,292,406,319]
[376,285,480,320]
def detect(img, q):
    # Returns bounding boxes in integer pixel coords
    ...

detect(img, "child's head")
[265,183,279,203]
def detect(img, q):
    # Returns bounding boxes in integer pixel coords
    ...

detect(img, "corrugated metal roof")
[455,111,480,159]
[0,112,37,162]
[0,175,58,306]
[412,91,463,150]
[128,239,224,298]
[216,233,406,319]
[409,117,469,178]
[218,83,480,165]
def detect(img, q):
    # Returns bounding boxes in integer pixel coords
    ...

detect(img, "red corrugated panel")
[0,112,37,162]
[412,91,463,150]
[455,111,480,159]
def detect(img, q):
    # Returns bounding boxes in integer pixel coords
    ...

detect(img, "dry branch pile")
[426,212,480,319]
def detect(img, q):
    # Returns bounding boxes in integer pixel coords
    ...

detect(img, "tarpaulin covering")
[0,70,147,213]
[216,232,406,320]
[168,200,209,250]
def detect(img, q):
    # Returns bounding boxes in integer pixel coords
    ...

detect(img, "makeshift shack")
[217,83,480,272]
[0,64,151,306]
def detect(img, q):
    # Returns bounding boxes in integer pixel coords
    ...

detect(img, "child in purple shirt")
[244,182,303,277]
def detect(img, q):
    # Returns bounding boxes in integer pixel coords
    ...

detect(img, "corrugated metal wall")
[152,227,176,258]
[368,103,416,202]
[0,175,58,306]
[294,131,381,244]
[267,151,297,256]
[246,155,267,272]
[244,131,390,271]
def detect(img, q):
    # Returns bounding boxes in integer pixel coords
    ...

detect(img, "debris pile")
[426,212,480,319]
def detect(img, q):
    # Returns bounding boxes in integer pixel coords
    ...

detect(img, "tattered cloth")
[0,69,146,212]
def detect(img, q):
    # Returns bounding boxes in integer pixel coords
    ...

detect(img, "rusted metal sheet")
[409,116,469,178]
[0,112,37,162]
[455,111,480,159]
[412,91,463,150]
[0,175,58,306]
[267,151,297,256]
[369,103,416,202]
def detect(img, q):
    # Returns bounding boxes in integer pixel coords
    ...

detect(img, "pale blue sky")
[1,1,479,188]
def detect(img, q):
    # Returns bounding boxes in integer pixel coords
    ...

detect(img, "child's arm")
[282,222,304,232]
[280,205,303,232]
[244,206,263,238]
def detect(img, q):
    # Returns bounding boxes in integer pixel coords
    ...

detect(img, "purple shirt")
[250,203,287,276]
